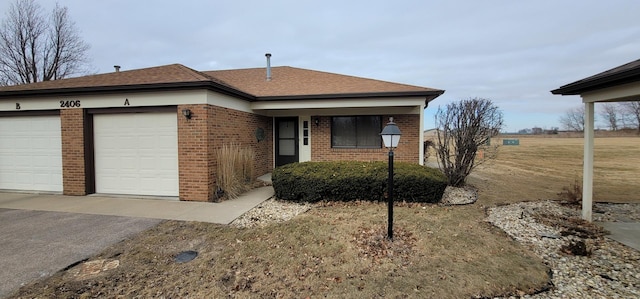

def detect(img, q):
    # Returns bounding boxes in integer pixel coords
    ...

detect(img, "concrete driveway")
[0,208,161,298]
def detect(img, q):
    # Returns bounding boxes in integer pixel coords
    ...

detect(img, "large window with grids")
[331,116,382,148]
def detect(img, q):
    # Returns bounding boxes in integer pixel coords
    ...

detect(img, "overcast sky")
[3,0,639,131]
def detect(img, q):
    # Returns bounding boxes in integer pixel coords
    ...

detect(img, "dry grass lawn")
[468,136,640,205]
[9,203,548,299]
[10,136,640,298]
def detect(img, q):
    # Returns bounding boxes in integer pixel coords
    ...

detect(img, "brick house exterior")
[0,61,443,201]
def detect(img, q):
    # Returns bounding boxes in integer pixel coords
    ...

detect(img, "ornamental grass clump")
[216,143,255,199]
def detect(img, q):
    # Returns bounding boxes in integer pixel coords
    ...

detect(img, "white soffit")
[250,97,425,110]
[582,81,640,103]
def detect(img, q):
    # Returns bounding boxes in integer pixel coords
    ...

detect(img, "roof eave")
[551,70,640,95]
[0,81,256,100]
[253,90,445,101]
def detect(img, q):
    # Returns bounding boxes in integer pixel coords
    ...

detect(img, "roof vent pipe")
[265,53,272,81]
[114,65,121,72]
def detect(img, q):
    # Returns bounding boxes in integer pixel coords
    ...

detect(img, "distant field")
[430,136,640,205]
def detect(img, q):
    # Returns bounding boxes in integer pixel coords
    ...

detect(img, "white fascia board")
[581,81,640,103]
[256,106,420,117]
[0,90,207,111]
[250,97,425,110]
[206,91,252,113]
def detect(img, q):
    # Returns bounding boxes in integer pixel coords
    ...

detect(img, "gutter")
[552,70,640,95]
[0,81,257,101]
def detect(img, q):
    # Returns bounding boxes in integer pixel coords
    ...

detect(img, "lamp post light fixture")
[380,117,401,240]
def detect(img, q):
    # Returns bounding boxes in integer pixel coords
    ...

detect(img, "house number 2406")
[60,100,81,108]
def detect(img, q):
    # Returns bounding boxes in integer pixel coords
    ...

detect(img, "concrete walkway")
[0,186,274,224]
[599,222,640,251]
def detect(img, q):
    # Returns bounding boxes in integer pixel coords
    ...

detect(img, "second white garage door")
[0,115,62,192]
[93,112,178,197]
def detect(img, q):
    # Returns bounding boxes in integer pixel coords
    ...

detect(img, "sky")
[2,0,639,131]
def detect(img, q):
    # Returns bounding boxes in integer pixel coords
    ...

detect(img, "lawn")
[9,136,640,298]
[468,136,640,205]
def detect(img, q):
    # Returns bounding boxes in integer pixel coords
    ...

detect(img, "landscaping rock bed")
[231,198,312,228]
[487,201,640,298]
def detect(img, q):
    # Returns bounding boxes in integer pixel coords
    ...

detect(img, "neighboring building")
[0,57,444,201]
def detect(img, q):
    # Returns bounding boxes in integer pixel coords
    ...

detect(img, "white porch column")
[583,101,595,221]
[419,104,425,165]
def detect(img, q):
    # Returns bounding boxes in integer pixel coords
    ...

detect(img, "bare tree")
[0,0,90,85]
[599,103,619,131]
[620,101,640,132]
[559,106,587,132]
[434,98,503,187]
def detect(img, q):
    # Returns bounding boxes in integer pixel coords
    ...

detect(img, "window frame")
[330,115,383,149]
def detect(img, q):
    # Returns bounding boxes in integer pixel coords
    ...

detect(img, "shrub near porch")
[272,161,447,202]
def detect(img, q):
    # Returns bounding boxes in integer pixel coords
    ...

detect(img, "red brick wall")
[177,104,212,201]
[209,106,273,186]
[60,109,86,195]
[311,114,420,163]
[178,104,273,202]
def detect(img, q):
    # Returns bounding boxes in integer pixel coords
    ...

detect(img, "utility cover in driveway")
[93,112,178,196]
[0,208,160,298]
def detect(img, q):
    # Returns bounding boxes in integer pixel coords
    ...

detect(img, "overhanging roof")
[0,64,444,103]
[205,66,444,101]
[0,64,255,100]
[551,59,640,95]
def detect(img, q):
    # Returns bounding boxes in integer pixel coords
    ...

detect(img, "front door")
[275,117,299,166]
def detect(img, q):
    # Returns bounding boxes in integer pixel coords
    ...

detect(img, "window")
[331,116,382,148]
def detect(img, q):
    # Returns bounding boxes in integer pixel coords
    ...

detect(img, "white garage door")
[93,112,178,196]
[0,115,63,192]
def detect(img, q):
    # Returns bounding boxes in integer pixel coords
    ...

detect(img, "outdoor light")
[380,117,401,240]
[182,109,192,120]
[381,117,401,149]
[314,117,320,126]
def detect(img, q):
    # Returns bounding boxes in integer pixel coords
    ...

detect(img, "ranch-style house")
[0,55,444,201]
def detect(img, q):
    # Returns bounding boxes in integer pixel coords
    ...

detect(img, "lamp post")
[380,117,401,240]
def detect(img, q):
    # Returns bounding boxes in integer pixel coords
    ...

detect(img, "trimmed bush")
[272,161,447,203]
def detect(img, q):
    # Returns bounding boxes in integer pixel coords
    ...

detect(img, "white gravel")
[230,198,311,228]
[487,201,640,298]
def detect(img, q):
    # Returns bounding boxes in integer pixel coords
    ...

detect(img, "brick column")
[178,104,213,201]
[60,109,87,195]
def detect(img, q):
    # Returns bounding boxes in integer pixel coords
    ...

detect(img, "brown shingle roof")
[205,66,443,99]
[0,64,251,99]
[1,64,207,90]
[0,63,444,101]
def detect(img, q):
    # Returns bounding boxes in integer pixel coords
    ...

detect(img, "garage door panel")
[0,116,63,192]
[94,113,178,197]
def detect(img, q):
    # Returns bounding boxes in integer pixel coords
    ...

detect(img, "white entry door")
[0,115,63,192]
[93,112,178,196]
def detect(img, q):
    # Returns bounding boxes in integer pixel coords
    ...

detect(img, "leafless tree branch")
[599,103,619,131]
[620,101,640,133]
[559,106,586,132]
[0,0,90,85]
[435,97,503,187]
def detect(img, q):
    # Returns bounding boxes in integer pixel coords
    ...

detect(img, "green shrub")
[272,161,447,203]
